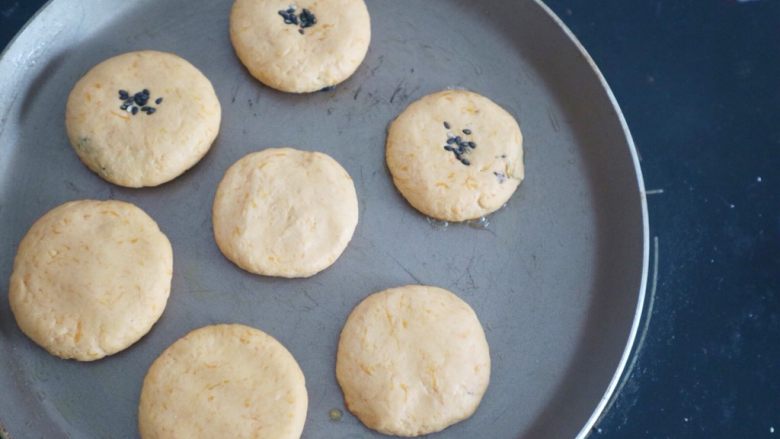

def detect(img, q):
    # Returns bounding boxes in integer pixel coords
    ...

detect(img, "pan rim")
[529,1,651,437]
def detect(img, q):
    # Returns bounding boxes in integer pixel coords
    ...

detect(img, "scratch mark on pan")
[389,81,404,104]
[303,290,319,307]
[388,253,423,284]
[547,107,560,132]
[644,188,664,195]
[353,86,362,100]
[489,403,513,424]
[370,55,385,76]
[453,253,477,287]
[230,83,239,104]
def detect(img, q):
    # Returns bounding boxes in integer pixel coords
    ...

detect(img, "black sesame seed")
[131,106,139,115]
[146,107,156,115]
[155,97,163,105]
[118,90,129,100]
[299,28,304,34]
[279,8,299,25]
[299,8,317,28]
[443,126,476,166]
[120,103,129,110]
[141,106,151,112]
[133,92,149,106]
[142,89,149,95]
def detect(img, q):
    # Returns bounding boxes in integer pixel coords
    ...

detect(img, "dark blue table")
[2,1,778,437]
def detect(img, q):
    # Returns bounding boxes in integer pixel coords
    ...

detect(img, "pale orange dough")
[230,0,371,92]
[336,285,491,436]
[9,200,173,361]
[66,50,221,187]
[386,90,524,221]
[138,324,308,439]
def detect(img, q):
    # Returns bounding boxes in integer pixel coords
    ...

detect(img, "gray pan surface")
[0,0,648,437]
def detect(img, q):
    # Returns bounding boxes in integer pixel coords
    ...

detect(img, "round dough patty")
[386,90,524,221]
[213,147,358,278]
[230,0,371,93]
[138,324,308,439]
[8,200,173,361]
[66,50,221,187]
[336,285,491,436]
